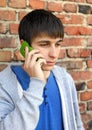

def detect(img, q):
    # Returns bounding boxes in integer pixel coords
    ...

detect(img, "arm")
[0,78,45,130]
[0,47,47,130]
[69,75,84,130]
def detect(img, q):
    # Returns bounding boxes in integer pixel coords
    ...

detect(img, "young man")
[0,9,84,130]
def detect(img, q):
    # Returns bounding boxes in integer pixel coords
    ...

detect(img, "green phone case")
[20,41,33,57]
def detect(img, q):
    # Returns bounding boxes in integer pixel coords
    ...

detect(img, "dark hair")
[18,9,64,45]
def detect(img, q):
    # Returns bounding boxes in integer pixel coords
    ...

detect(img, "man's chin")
[42,65,54,71]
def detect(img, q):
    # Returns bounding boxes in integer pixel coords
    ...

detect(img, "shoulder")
[0,65,16,84]
[53,65,73,79]
[0,65,12,78]
[52,65,75,87]
[0,65,23,102]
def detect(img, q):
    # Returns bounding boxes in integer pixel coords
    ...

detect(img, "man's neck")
[43,71,51,80]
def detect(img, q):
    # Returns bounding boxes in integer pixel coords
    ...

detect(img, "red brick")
[78,27,92,35]
[0,64,7,71]
[64,0,75,1]
[0,0,6,7]
[87,0,92,3]
[80,49,91,58]
[87,38,92,46]
[58,49,66,59]
[80,91,92,101]
[87,16,92,25]
[68,48,80,58]
[75,0,86,2]
[65,26,92,35]
[68,49,91,58]
[14,50,24,61]
[81,113,92,123]
[87,60,92,68]
[83,123,88,130]
[0,23,8,33]
[79,103,86,113]
[29,0,46,9]
[47,2,62,12]
[57,14,84,24]
[0,37,17,48]
[70,71,92,81]
[9,23,19,34]
[65,26,78,35]
[8,0,26,8]
[87,101,92,110]
[57,60,83,69]
[62,38,83,47]
[87,80,92,89]
[0,10,16,21]
[0,51,12,62]
[71,15,85,24]
[64,3,77,13]
[57,14,71,24]
[18,11,29,21]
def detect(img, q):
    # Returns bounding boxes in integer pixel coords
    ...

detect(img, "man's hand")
[22,47,47,82]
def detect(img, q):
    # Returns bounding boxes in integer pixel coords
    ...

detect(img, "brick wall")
[0,0,92,129]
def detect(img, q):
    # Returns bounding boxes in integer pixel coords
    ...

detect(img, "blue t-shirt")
[11,65,64,130]
[35,71,64,130]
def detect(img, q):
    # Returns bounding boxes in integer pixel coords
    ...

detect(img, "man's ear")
[20,39,24,45]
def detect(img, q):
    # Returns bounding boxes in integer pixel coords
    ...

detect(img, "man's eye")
[40,44,48,46]
[56,43,61,47]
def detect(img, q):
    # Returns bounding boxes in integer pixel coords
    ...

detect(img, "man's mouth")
[46,61,56,66]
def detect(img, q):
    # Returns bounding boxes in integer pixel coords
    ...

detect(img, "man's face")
[31,35,63,71]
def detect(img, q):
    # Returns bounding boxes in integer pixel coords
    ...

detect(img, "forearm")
[0,78,45,130]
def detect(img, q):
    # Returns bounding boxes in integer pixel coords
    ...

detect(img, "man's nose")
[49,47,57,58]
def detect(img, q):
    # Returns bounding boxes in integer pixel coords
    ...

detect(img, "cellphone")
[20,41,33,57]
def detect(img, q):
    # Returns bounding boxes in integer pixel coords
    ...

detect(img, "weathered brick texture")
[64,3,77,13]
[0,0,6,7]
[47,2,62,12]
[0,51,12,62]
[29,0,46,9]
[8,0,26,8]
[0,10,16,21]
[0,0,92,129]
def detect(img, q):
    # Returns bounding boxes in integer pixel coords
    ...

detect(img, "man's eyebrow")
[35,39,63,44]
[35,40,51,44]
[57,39,63,42]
